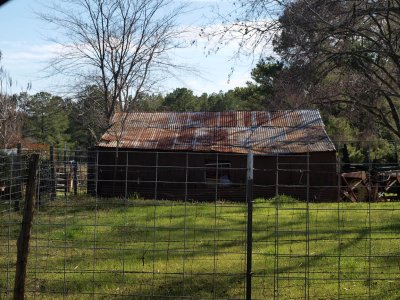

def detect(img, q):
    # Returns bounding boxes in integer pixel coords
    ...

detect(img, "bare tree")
[42,0,186,124]
[0,95,20,149]
[0,52,21,149]
[213,0,400,139]
[201,1,287,60]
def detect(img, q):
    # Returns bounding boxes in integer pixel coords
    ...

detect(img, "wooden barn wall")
[253,152,337,201]
[93,148,338,202]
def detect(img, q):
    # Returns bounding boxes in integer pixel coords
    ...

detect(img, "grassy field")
[1,196,400,299]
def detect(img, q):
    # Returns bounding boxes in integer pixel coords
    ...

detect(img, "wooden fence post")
[13,143,22,212]
[13,154,40,300]
[73,149,78,196]
[63,143,67,196]
[50,145,56,201]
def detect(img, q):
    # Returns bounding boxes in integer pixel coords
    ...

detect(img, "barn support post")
[95,150,99,197]
[275,154,279,197]
[154,152,159,200]
[125,151,129,199]
[246,151,254,300]
[13,154,40,300]
[112,148,119,195]
[86,148,97,196]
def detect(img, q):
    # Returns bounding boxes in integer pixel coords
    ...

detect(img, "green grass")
[1,196,400,299]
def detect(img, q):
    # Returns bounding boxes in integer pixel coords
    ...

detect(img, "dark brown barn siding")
[94,148,338,201]
[253,152,337,201]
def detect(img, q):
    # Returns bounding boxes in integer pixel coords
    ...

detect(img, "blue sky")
[0,0,266,96]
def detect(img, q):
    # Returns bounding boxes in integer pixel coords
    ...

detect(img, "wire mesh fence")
[1,143,400,299]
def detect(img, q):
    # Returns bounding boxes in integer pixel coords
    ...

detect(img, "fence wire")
[1,143,400,299]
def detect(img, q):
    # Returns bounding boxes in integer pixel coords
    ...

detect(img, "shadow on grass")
[3,196,400,299]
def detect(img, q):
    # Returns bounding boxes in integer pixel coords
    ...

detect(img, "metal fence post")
[305,144,310,300]
[246,152,254,300]
[367,145,372,298]
[274,154,279,299]
[337,142,342,298]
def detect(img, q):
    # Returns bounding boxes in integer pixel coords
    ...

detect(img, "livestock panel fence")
[0,142,400,299]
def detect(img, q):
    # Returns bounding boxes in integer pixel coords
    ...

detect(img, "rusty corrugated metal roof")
[97,110,335,154]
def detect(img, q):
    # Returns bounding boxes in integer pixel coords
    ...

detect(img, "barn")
[92,110,338,201]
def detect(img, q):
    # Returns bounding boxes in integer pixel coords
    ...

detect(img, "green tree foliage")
[158,60,285,112]
[325,116,364,162]
[246,58,284,109]
[201,91,237,111]
[326,115,396,163]
[161,88,252,112]
[21,92,71,148]
[163,88,199,111]
[134,93,164,112]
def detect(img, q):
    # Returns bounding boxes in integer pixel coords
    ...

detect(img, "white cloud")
[163,21,273,94]
[0,18,274,95]
[0,42,65,92]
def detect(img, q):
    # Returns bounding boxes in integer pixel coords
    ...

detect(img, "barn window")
[205,161,231,185]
